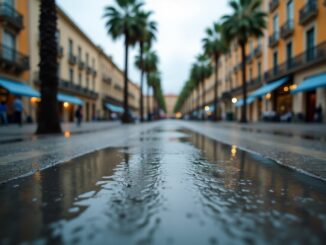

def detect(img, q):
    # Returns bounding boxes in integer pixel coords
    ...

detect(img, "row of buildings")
[179,0,326,123]
[0,0,141,124]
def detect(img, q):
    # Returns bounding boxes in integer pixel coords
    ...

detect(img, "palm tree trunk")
[147,76,151,121]
[213,56,219,122]
[240,42,247,123]
[197,85,200,120]
[36,0,61,134]
[122,32,130,123]
[139,42,144,122]
[202,80,205,121]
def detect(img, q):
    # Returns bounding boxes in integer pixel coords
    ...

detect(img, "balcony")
[254,45,262,57]
[78,60,85,70]
[299,0,318,25]
[0,44,29,73]
[281,19,294,39]
[68,54,77,65]
[0,3,23,32]
[269,0,279,12]
[264,41,326,82]
[269,32,280,48]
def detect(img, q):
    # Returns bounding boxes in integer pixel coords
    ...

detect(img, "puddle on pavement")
[1,125,326,245]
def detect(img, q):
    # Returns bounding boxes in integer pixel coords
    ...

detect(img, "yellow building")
[0,0,32,124]
[164,94,178,118]
[27,0,139,123]
[181,0,326,123]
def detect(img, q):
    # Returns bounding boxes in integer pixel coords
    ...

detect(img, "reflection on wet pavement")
[0,125,326,245]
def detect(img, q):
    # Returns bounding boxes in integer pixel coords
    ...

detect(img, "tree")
[136,49,159,121]
[148,71,161,119]
[134,10,157,122]
[36,0,61,134]
[202,22,226,121]
[222,0,266,123]
[104,0,143,123]
[191,54,213,120]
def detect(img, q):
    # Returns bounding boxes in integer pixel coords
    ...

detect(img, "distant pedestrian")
[13,96,23,126]
[0,101,8,125]
[315,104,323,123]
[75,105,83,126]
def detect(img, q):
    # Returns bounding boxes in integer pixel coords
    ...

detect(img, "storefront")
[292,72,326,123]
[104,103,124,120]
[0,77,40,124]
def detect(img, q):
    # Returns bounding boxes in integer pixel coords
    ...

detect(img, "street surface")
[0,120,326,244]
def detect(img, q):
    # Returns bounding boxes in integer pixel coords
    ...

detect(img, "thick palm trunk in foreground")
[37,0,61,134]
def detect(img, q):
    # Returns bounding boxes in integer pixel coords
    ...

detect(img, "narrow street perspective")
[1,0,326,244]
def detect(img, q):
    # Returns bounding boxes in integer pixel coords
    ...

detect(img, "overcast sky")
[57,0,230,95]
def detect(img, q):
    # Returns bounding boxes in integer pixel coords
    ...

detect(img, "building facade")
[0,0,31,123]
[180,0,326,124]
[0,0,140,125]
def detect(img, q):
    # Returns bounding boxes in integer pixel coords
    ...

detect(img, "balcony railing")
[269,32,279,48]
[0,3,23,31]
[246,53,254,63]
[264,41,326,82]
[0,43,29,73]
[281,19,294,39]
[300,0,318,25]
[68,54,77,65]
[269,0,279,12]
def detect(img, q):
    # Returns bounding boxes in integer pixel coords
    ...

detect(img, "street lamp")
[232,97,238,104]
[204,106,210,112]
[63,102,70,108]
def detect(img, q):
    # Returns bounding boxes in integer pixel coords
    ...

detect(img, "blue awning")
[250,76,290,98]
[105,103,124,113]
[0,77,40,97]
[236,96,255,107]
[291,73,326,94]
[58,93,83,105]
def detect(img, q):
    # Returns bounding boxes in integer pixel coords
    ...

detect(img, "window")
[250,40,254,55]
[92,58,95,68]
[69,68,74,83]
[273,50,278,75]
[273,14,279,37]
[78,46,82,60]
[2,31,15,61]
[306,27,315,61]
[92,77,95,90]
[249,66,253,81]
[78,73,82,86]
[68,39,73,56]
[258,62,262,82]
[286,42,293,69]
[86,76,89,88]
[55,30,60,46]
[287,0,294,22]
[86,53,89,66]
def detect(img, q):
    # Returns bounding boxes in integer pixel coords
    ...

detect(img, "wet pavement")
[1,123,326,245]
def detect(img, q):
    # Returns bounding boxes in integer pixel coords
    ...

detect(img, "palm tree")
[190,64,201,119]
[202,22,226,121]
[148,71,161,119]
[36,0,61,134]
[136,49,159,121]
[104,0,143,123]
[222,0,266,123]
[192,54,213,120]
[134,11,157,122]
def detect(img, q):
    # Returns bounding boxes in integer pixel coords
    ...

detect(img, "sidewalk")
[0,121,121,143]
[208,121,326,141]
